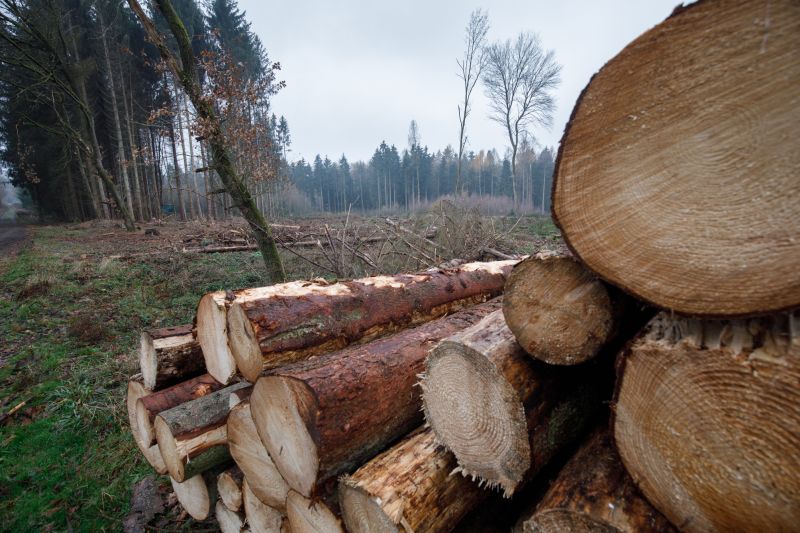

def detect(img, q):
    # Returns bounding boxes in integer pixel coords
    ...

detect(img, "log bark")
[135,373,223,447]
[226,260,516,382]
[218,465,244,512]
[422,309,605,496]
[227,402,289,510]
[339,427,487,533]
[155,381,248,481]
[502,253,633,365]
[126,376,167,474]
[196,291,238,384]
[518,427,675,533]
[551,0,800,316]
[139,324,205,390]
[243,478,285,533]
[614,312,800,532]
[216,500,247,533]
[250,300,502,498]
[171,465,227,521]
[286,490,343,533]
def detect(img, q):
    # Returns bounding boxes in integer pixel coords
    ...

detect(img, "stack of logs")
[126,2,799,531]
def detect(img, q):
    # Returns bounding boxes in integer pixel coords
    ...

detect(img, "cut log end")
[243,478,284,533]
[135,397,156,449]
[251,376,318,498]
[216,500,246,533]
[197,291,237,384]
[286,490,343,533]
[126,378,167,474]
[338,484,399,533]
[227,301,263,382]
[218,466,244,512]
[155,415,184,481]
[422,339,530,495]
[171,474,213,521]
[139,331,158,390]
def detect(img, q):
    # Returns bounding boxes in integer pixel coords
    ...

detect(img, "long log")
[519,427,675,532]
[422,309,603,495]
[126,376,167,474]
[286,490,344,533]
[243,477,285,533]
[139,324,205,390]
[218,465,244,512]
[155,381,248,481]
[551,0,800,317]
[216,499,247,533]
[170,465,228,521]
[196,290,237,384]
[250,300,502,498]
[502,253,635,365]
[223,259,516,383]
[135,373,223,447]
[227,402,289,510]
[614,312,800,532]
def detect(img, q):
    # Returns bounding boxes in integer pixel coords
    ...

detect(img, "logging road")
[0,224,26,254]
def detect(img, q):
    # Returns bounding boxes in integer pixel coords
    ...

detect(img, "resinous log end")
[503,253,617,365]
[614,312,800,532]
[551,0,800,316]
[286,490,344,533]
[197,291,238,384]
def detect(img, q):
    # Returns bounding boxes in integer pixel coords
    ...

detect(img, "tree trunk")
[614,312,800,533]
[422,309,605,495]
[220,260,516,383]
[171,465,228,521]
[174,86,195,219]
[168,116,186,221]
[155,382,248,481]
[518,427,675,533]
[139,324,205,390]
[551,0,800,316]
[218,466,244,512]
[227,402,290,510]
[286,490,343,533]
[216,500,246,533]
[121,72,144,221]
[502,253,637,365]
[126,376,167,474]
[243,478,285,533]
[250,300,502,498]
[339,427,487,533]
[135,373,223,448]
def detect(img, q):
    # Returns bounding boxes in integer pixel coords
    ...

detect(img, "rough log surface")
[139,324,205,390]
[126,376,167,474]
[251,300,502,498]
[243,478,284,533]
[521,428,675,533]
[218,465,244,512]
[551,0,800,316]
[614,312,800,532]
[227,260,516,381]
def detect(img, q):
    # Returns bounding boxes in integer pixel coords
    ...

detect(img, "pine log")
[225,259,516,382]
[243,477,285,533]
[227,402,289,510]
[286,490,344,533]
[614,312,800,532]
[196,290,237,384]
[155,381,248,481]
[139,324,205,390]
[502,253,633,365]
[551,0,800,317]
[339,427,487,533]
[422,309,604,495]
[250,300,502,498]
[218,465,244,512]
[126,376,167,474]
[519,427,675,533]
[135,373,223,447]
[216,500,247,533]
[171,465,227,521]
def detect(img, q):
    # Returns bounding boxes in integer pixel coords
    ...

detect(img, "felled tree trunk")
[155,382,248,481]
[222,260,516,382]
[227,402,289,510]
[139,324,205,390]
[518,427,675,533]
[286,490,343,533]
[135,373,223,447]
[551,0,800,316]
[502,253,637,365]
[243,478,285,533]
[218,466,244,512]
[422,309,604,495]
[250,300,502,498]
[171,464,228,521]
[126,376,167,474]
[614,313,800,532]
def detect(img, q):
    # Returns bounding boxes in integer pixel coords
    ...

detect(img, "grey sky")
[240,0,683,163]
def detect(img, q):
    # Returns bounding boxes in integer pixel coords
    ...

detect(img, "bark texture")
[227,260,516,381]
[250,300,502,498]
[614,312,800,532]
[139,324,205,390]
[551,0,800,316]
[520,427,675,533]
[126,376,167,474]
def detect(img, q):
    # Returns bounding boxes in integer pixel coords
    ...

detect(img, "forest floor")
[0,209,562,531]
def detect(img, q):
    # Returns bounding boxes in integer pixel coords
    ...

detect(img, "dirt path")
[0,224,27,254]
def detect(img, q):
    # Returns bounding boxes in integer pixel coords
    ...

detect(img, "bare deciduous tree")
[455,9,489,195]
[483,32,560,207]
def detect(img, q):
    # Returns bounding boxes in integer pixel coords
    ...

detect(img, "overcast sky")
[240,0,684,163]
